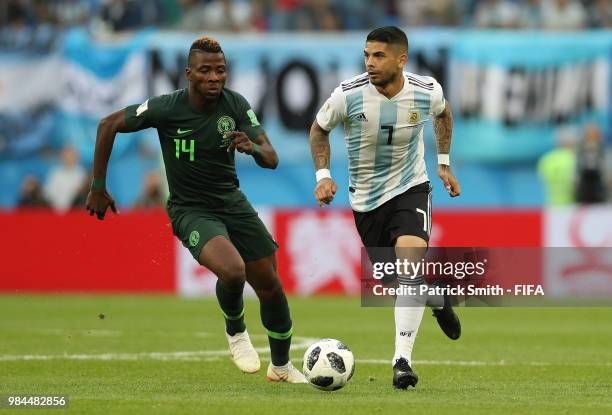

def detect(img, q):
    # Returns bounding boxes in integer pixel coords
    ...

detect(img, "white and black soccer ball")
[303,339,355,391]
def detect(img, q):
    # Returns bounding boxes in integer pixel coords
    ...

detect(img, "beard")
[369,71,397,88]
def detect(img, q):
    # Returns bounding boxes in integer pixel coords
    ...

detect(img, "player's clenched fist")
[225,131,255,154]
[438,165,461,197]
[86,189,118,220]
[314,178,337,207]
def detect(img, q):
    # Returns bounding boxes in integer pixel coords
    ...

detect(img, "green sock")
[260,293,292,366]
[215,280,246,336]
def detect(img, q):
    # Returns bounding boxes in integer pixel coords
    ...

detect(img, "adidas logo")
[354,112,368,122]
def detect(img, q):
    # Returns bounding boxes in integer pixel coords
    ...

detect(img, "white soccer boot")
[225,330,260,373]
[266,361,308,384]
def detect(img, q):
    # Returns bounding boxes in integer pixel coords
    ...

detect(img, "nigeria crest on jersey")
[217,116,236,134]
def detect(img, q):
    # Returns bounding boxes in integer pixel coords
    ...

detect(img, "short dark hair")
[366,26,408,52]
[188,36,224,66]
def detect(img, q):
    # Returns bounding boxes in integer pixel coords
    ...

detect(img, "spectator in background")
[295,0,341,31]
[44,145,86,212]
[541,0,586,30]
[575,123,608,203]
[268,0,306,31]
[179,0,254,32]
[537,127,576,206]
[134,170,165,209]
[17,175,50,208]
[70,172,93,210]
[397,0,462,27]
[473,0,520,28]
[586,0,612,29]
[51,0,92,28]
[517,0,542,29]
[98,0,161,32]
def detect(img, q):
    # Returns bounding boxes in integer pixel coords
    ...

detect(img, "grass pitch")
[1,295,611,414]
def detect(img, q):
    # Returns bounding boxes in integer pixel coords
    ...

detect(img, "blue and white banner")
[1,29,611,165]
[449,31,611,162]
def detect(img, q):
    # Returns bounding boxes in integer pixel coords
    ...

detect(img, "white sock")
[392,283,427,366]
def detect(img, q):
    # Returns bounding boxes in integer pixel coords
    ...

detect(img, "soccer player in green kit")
[86,36,306,383]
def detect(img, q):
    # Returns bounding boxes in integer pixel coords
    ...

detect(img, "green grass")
[1,295,611,414]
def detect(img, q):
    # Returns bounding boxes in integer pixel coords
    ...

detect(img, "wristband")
[437,154,450,166]
[315,168,332,182]
[251,142,261,155]
[91,177,106,190]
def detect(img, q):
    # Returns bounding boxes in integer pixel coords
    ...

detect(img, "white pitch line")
[3,353,608,367]
[1,335,609,367]
[0,336,319,362]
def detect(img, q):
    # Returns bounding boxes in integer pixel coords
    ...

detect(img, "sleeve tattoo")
[310,128,331,170]
[433,102,453,155]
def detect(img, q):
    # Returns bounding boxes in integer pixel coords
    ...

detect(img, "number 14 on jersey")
[174,139,195,161]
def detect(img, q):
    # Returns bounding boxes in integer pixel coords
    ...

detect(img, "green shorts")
[167,191,278,263]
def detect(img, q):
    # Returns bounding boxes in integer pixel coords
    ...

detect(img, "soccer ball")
[303,339,355,391]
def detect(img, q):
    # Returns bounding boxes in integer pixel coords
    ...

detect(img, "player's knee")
[254,278,283,302]
[219,262,247,290]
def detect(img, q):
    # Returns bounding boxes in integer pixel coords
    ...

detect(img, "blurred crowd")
[18,145,166,212]
[538,123,612,206]
[2,0,612,49]
[17,122,610,213]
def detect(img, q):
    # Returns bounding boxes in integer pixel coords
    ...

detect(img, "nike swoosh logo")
[177,128,193,134]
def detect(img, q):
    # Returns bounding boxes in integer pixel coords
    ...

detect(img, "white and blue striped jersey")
[316,71,446,212]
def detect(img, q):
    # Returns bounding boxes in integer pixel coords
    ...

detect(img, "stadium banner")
[4,30,609,164]
[544,205,612,297]
[449,31,611,162]
[0,210,175,293]
[0,53,62,157]
[1,208,610,299]
[56,29,151,164]
[0,209,543,296]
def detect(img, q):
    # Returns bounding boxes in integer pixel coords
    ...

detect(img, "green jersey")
[124,88,264,208]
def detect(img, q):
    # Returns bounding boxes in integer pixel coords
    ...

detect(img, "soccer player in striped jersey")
[309,26,462,389]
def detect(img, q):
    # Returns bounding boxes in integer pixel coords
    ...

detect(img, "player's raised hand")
[314,178,337,207]
[225,131,254,154]
[438,165,461,197]
[86,188,118,220]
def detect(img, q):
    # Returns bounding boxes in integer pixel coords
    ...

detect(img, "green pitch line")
[0,295,611,415]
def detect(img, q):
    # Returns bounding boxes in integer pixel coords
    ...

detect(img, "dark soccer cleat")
[432,283,461,340]
[392,358,418,389]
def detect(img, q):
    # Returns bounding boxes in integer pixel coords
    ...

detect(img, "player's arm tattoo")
[433,101,453,155]
[251,133,279,169]
[309,121,331,170]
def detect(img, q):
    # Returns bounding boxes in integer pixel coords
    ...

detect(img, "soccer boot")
[266,361,308,384]
[392,357,418,389]
[225,330,261,373]
[432,282,461,340]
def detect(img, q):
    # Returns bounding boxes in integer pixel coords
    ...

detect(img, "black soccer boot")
[432,282,461,340]
[392,358,418,389]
